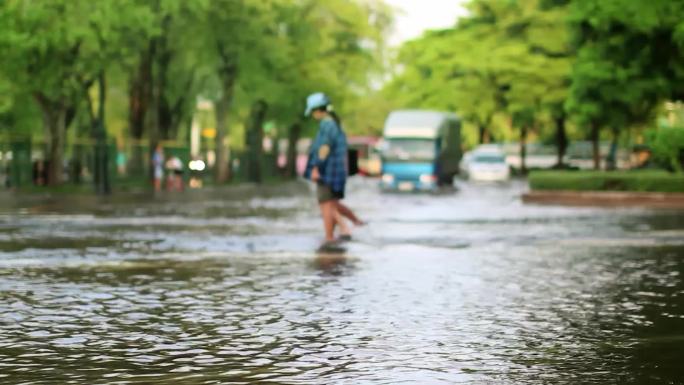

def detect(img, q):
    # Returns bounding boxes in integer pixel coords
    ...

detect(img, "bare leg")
[333,208,351,236]
[319,201,336,242]
[337,201,364,226]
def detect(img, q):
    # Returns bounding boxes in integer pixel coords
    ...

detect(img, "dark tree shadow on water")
[507,245,684,385]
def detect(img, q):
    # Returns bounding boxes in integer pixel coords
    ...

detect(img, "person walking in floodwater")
[152,144,164,193]
[303,92,364,249]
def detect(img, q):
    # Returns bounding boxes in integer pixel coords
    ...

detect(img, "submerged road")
[0,179,683,384]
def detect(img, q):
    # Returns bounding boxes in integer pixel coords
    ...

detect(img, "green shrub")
[646,127,684,172]
[529,170,684,193]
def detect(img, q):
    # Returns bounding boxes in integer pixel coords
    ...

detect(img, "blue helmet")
[304,92,330,117]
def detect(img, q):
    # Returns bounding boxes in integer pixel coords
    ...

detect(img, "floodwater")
[0,179,682,384]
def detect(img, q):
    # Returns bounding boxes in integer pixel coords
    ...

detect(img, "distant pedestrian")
[303,92,364,249]
[165,155,184,192]
[152,144,164,193]
[116,145,127,176]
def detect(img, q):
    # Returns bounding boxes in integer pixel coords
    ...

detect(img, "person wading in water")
[303,92,365,250]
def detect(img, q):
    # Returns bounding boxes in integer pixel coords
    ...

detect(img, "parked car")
[501,142,557,171]
[461,149,510,182]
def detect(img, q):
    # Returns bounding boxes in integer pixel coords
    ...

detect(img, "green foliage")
[192,0,391,182]
[6,0,684,187]
[0,90,41,137]
[0,0,391,130]
[384,0,572,148]
[237,0,393,131]
[382,0,684,160]
[0,0,393,185]
[529,170,684,192]
[0,0,156,102]
[566,0,684,127]
[646,127,684,172]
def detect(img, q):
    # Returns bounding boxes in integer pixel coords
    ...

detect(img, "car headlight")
[382,174,395,184]
[419,174,435,184]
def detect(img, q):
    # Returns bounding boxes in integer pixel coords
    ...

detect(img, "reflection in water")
[0,180,683,384]
[312,253,351,276]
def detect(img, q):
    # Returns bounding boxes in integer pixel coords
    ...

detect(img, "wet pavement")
[0,179,683,384]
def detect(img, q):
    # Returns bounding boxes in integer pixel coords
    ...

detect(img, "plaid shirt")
[304,118,347,193]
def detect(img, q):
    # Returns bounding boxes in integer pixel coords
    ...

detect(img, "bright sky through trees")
[386,0,468,46]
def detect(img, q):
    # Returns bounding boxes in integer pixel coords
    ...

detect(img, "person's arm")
[309,121,335,180]
[311,165,321,181]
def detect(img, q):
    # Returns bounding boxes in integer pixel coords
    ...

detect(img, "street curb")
[522,190,684,208]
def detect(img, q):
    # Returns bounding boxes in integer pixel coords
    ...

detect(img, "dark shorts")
[317,183,344,203]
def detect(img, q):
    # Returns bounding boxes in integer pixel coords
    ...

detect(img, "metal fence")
[0,137,193,189]
[0,136,290,189]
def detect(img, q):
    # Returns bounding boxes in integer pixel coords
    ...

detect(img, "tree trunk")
[591,121,600,170]
[35,95,66,186]
[245,100,268,183]
[148,39,161,184]
[519,124,528,175]
[93,71,111,195]
[214,93,231,184]
[213,34,241,183]
[606,126,619,171]
[158,77,192,142]
[214,65,237,184]
[156,53,172,140]
[159,95,173,140]
[72,145,83,184]
[478,124,487,144]
[128,50,152,176]
[128,66,148,140]
[286,122,302,178]
[554,115,567,167]
[156,14,173,140]
[47,111,66,186]
[65,104,77,133]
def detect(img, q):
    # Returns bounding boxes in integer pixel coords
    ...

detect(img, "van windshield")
[382,138,435,161]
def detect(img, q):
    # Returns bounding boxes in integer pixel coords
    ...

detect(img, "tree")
[492,0,572,172]
[566,0,684,169]
[203,0,392,182]
[385,0,572,170]
[125,0,208,176]
[0,0,393,188]
[80,1,155,193]
[266,0,392,140]
[1,1,86,185]
[0,0,154,187]
[204,0,255,183]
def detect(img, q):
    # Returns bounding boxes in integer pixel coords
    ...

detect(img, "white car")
[462,151,511,181]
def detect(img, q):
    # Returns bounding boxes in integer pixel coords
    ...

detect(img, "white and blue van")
[379,110,462,191]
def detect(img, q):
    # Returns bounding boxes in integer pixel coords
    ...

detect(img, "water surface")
[0,180,682,384]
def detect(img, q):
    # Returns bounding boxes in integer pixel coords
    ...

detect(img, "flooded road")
[0,179,683,384]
